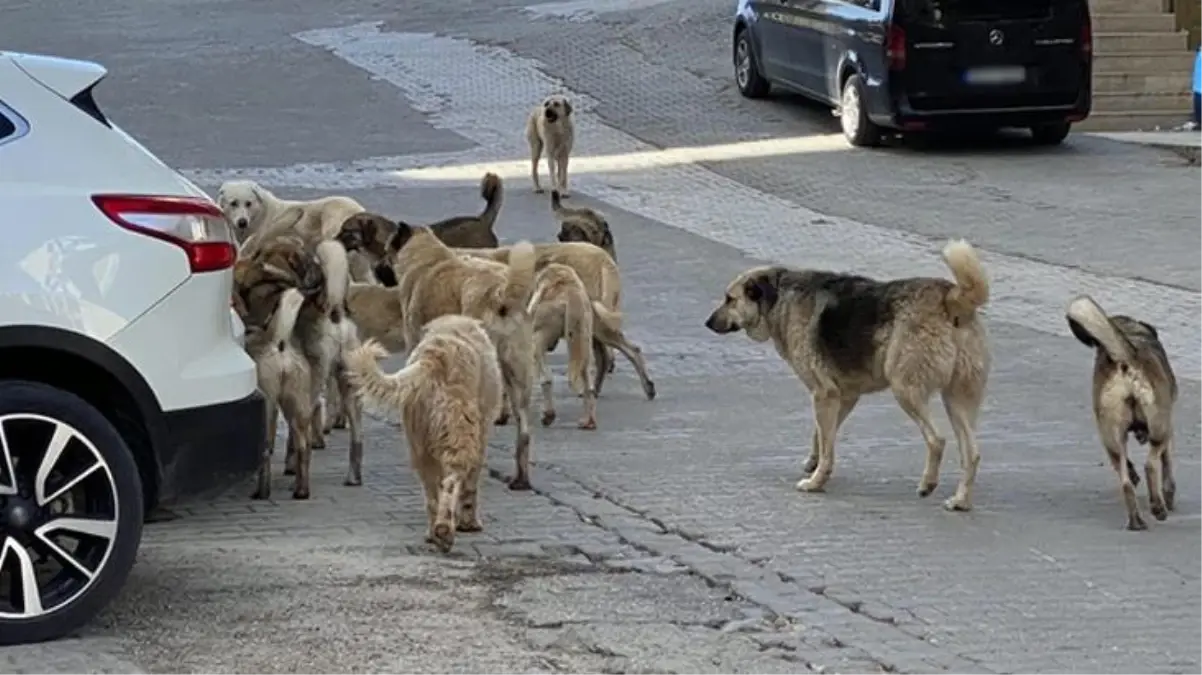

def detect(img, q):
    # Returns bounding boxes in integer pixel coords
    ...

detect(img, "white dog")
[217,180,365,253]
[525,95,575,197]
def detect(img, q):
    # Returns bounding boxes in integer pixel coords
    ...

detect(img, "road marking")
[522,0,685,21]
[190,21,1201,381]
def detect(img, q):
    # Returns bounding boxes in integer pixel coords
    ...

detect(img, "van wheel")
[734,29,770,99]
[0,380,144,645]
[1030,121,1071,145]
[840,74,881,147]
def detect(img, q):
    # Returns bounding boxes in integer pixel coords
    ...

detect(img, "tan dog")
[346,282,407,353]
[457,242,656,401]
[218,180,364,251]
[1066,296,1178,531]
[237,288,316,500]
[528,263,622,430]
[234,235,365,492]
[375,221,540,490]
[344,316,504,553]
[552,190,615,261]
[705,240,991,512]
[526,95,575,196]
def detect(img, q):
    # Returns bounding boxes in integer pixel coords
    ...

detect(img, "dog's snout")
[705,311,734,334]
[704,312,718,332]
[236,217,249,229]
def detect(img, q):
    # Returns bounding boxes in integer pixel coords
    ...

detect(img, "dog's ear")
[1139,321,1159,340]
[249,184,265,206]
[386,221,414,253]
[563,99,573,116]
[374,262,399,287]
[600,227,614,249]
[1066,317,1099,348]
[743,272,779,311]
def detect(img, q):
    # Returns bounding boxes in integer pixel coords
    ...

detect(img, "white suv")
[0,51,265,644]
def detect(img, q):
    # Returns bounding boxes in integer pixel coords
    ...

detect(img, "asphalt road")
[1,0,1199,673]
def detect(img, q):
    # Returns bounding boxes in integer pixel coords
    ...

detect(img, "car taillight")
[1080,21,1092,59]
[92,194,236,273]
[886,24,906,71]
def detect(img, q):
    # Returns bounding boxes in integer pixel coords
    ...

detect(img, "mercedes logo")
[988,29,1005,46]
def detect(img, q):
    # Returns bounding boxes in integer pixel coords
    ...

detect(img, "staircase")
[1081,0,1195,131]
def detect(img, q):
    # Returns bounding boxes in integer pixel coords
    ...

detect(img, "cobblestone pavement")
[2,0,1199,673]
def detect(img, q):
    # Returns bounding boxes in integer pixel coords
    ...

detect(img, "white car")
[0,51,265,645]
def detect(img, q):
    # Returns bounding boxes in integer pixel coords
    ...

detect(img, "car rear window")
[901,0,1069,25]
[0,111,14,140]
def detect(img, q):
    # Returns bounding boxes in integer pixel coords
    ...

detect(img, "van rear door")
[895,0,1089,112]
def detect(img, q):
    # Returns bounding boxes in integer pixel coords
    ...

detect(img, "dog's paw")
[917,481,938,498]
[343,474,363,487]
[311,437,326,450]
[943,495,972,512]
[495,413,511,426]
[1151,502,1168,521]
[533,187,546,194]
[250,487,270,501]
[456,518,483,533]
[283,466,297,477]
[430,523,455,553]
[643,381,657,401]
[577,417,597,431]
[1164,483,1177,511]
[1126,514,1148,531]
[508,475,533,491]
[332,415,349,430]
[795,476,825,493]
[541,410,556,427]
[292,487,311,500]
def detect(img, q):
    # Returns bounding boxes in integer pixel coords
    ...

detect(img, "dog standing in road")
[526,95,575,197]
[552,190,615,261]
[218,180,364,251]
[705,240,991,512]
[345,316,504,553]
[1065,295,1178,531]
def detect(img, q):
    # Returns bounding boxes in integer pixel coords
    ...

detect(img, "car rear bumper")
[873,90,1091,130]
[155,389,266,504]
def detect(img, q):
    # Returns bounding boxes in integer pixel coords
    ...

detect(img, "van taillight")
[1080,21,1092,59]
[886,24,906,70]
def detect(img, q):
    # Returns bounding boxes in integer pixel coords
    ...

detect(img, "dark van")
[733,0,1092,147]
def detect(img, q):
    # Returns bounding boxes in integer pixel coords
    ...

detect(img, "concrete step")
[1093,91,1194,112]
[1076,110,1192,131]
[1093,31,1189,53]
[1092,12,1178,33]
[1094,71,1192,94]
[1093,51,1196,74]
[1090,0,1165,14]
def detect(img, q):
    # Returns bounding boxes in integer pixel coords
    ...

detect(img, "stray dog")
[237,287,316,500]
[457,242,656,401]
[552,190,615,261]
[335,173,504,271]
[375,220,540,490]
[217,180,364,250]
[526,95,575,197]
[705,240,991,511]
[346,282,407,353]
[528,263,622,430]
[344,316,504,553]
[1066,295,1178,531]
[234,235,365,492]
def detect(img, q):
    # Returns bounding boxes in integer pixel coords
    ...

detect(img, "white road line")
[192,21,1201,381]
[521,0,684,22]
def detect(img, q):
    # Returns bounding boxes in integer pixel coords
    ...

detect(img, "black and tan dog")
[705,240,991,512]
[336,173,504,279]
[551,190,615,261]
[1066,295,1178,531]
[233,235,365,498]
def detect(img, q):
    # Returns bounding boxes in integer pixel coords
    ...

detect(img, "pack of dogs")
[219,95,1180,551]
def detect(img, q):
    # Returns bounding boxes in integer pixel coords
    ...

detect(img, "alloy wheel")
[0,413,119,621]
[841,82,861,140]
[735,39,751,90]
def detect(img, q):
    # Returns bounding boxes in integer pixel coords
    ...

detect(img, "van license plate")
[964,66,1026,85]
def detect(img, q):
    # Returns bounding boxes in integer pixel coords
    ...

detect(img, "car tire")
[840,74,882,148]
[734,28,771,99]
[0,379,144,646]
[1030,121,1071,145]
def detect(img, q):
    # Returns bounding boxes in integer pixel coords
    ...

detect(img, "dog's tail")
[343,339,423,415]
[479,173,504,230]
[269,288,306,348]
[502,241,538,316]
[1066,295,1134,364]
[315,240,350,323]
[590,301,622,338]
[942,239,990,322]
[562,283,595,396]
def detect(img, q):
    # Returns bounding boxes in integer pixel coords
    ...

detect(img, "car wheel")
[0,380,143,646]
[1030,121,1071,146]
[840,74,882,148]
[734,28,771,99]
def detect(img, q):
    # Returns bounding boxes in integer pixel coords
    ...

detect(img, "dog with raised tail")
[1066,295,1178,531]
[344,316,504,553]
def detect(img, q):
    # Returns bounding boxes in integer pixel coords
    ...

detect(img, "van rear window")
[902,0,1063,25]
